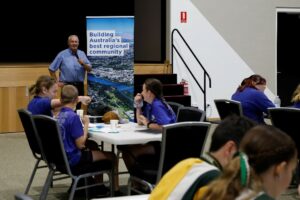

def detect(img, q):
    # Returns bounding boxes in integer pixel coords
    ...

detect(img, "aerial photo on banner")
[86,16,134,121]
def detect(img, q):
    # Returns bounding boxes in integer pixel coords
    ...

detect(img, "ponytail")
[144,78,175,116]
[202,153,262,200]
[203,125,297,199]
[237,74,266,92]
[29,84,37,95]
[29,75,56,96]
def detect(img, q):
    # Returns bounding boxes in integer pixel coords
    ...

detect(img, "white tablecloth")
[89,122,161,145]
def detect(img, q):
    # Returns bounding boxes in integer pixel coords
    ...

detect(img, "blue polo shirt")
[293,102,300,109]
[49,48,91,82]
[143,98,176,125]
[56,107,84,166]
[28,96,53,116]
[232,87,275,123]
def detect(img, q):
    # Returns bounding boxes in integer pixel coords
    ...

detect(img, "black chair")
[17,109,46,194]
[128,121,211,194]
[167,101,184,117]
[14,193,33,200]
[176,106,206,122]
[268,107,300,158]
[214,99,243,120]
[17,109,69,194]
[157,122,210,180]
[88,115,103,123]
[32,115,114,200]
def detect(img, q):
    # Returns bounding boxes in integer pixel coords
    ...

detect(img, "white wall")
[169,0,300,117]
[191,0,300,93]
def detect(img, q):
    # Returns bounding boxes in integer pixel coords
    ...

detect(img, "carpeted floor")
[0,132,130,200]
[0,132,299,200]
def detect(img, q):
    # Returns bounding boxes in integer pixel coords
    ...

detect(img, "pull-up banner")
[86,16,134,121]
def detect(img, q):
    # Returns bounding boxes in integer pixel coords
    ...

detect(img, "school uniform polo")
[293,102,300,109]
[232,87,275,123]
[149,158,220,200]
[28,96,53,116]
[143,98,176,125]
[56,107,84,166]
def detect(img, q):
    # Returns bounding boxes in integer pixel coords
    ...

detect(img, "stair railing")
[171,28,212,111]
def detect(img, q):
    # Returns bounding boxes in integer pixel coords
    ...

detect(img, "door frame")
[276,7,300,105]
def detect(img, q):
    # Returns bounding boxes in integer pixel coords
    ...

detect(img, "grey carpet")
[0,132,129,200]
[0,132,298,200]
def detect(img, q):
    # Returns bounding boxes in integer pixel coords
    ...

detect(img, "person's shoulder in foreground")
[149,115,257,200]
[202,125,297,200]
[149,158,220,200]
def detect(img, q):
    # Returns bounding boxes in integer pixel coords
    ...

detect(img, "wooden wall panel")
[0,87,29,133]
[0,64,50,87]
[134,63,171,74]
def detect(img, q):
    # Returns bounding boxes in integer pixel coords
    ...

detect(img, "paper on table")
[88,123,104,128]
[89,126,119,133]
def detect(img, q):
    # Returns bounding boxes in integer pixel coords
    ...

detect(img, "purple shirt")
[293,102,300,109]
[232,87,275,123]
[57,107,84,166]
[28,96,53,116]
[143,98,176,125]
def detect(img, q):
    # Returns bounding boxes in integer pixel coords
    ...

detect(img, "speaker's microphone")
[73,51,79,59]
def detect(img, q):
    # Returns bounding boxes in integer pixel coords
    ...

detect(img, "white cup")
[76,109,84,118]
[110,119,119,132]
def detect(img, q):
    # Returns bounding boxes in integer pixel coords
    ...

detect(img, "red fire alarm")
[180,11,187,23]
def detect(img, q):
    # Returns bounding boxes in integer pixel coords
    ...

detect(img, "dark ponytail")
[144,78,175,116]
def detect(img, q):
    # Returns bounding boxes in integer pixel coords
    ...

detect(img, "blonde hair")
[202,156,262,200]
[291,84,300,103]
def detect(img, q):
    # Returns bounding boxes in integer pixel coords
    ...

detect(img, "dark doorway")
[277,10,300,106]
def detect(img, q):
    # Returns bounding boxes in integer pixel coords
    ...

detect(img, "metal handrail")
[171,28,212,110]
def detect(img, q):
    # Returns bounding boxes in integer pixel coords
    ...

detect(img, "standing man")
[49,35,92,109]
